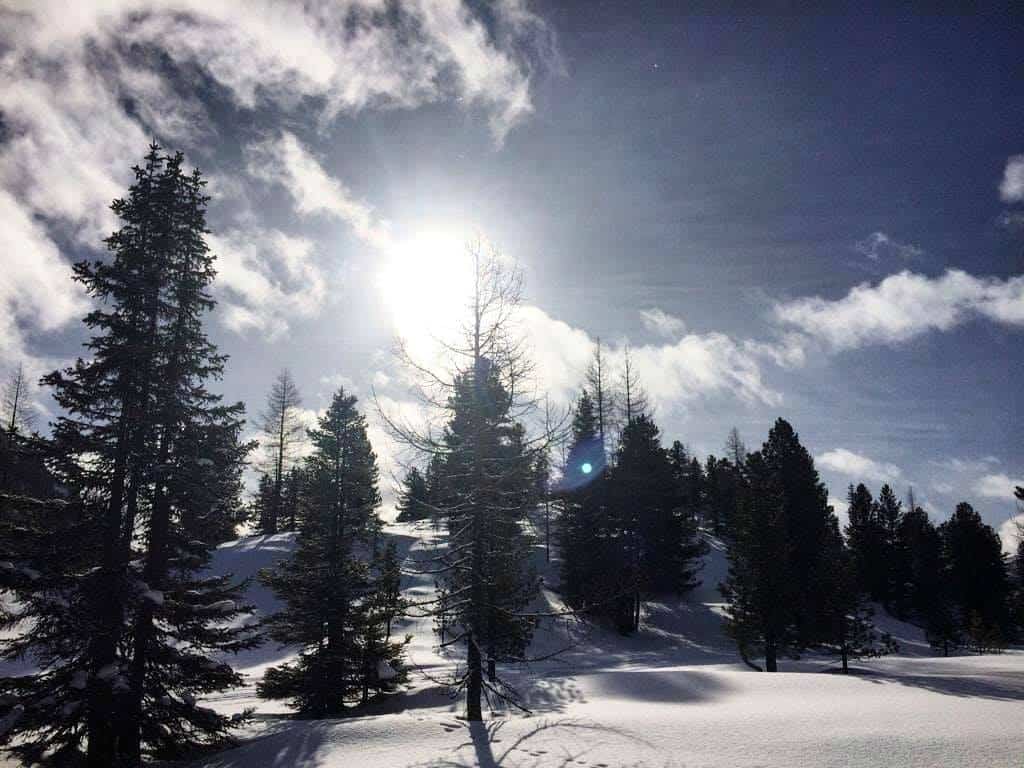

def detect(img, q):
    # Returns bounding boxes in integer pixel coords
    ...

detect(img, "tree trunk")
[466,634,483,721]
[765,633,778,672]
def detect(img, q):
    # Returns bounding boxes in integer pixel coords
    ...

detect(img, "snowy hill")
[179,521,1024,768]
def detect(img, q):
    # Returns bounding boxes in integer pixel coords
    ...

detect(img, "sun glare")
[377,228,476,353]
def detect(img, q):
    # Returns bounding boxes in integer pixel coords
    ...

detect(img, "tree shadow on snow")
[844,663,1024,702]
[413,717,659,768]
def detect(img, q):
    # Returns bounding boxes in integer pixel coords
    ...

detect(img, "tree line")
[1,145,1023,765]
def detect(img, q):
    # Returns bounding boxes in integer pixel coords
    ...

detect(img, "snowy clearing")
[165,521,1024,768]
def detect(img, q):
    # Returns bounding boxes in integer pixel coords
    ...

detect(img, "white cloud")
[246,132,393,249]
[997,514,1023,556]
[209,229,326,340]
[639,308,686,338]
[517,306,782,410]
[0,0,553,368]
[973,473,1023,501]
[774,269,1024,350]
[11,0,549,145]
[854,231,923,261]
[999,154,1024,203]
[817,448,902,484]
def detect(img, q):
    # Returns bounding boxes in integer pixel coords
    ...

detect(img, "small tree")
[258,369,304,534]
[396,467,431,522]
[2,362,37,435]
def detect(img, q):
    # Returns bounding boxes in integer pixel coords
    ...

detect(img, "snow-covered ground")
[4,522,1023,766]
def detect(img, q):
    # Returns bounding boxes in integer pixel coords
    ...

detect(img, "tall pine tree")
[259,388,406,715]
[0,146,259,766]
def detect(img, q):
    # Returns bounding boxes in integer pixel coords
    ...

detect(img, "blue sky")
[1,2,1021,541]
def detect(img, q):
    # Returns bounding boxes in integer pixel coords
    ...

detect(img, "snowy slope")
[183,522,1024,768]
[3,523,1022,766]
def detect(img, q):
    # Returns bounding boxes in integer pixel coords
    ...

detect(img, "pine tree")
[875,484,903,606]
[585,339,617,451]
[383,242,548,720]
[720,450,793,671]
[608,416,707,632]
[760,418,837,649]
[939,502,1012,651]
[279,466,305,532]
[721,418,840,670]
[557,391,613,614]
[617,344,650,426]
[396,467,431,522]
[2,362,37,435]
[0,146,259,766]
[258,370,304,535]
[819,518,896,673]
[844,483,887,600]
[259,388,405,715]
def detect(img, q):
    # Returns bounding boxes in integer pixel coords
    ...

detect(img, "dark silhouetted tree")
[396,467,431,522]
[259,388,405,715]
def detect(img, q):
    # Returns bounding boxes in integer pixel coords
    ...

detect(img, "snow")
[201,600,236,614]
[4,523,1023,767]
[142,589,164,606]
[181,522,1024,767]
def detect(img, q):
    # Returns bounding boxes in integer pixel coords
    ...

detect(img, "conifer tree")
[819,518,896,673]
[0,146,259,766]
[721,450,793,671]
[607,415,706,632]
[258,370,304,534]
[844,483,886,600]
[259,388,405,715]
[558,391,613,613]
[875,484,903,605]
[939,502,1012,651]
[2,362,37,435]
[585,339,617,450]
[383,242,549,720]
[396,467,431,522]
[722,418,840,670]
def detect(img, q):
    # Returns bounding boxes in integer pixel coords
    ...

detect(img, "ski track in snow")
[3,522,1023,767]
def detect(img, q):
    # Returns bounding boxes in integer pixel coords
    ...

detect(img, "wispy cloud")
[773,269,1024,350]
[246,132,393,250]
[209,229,326,340]
[0,0,554,367]
[854,231,924,261]
[639,307,686,338]
[999,154,1024,203]
[817,448,902,484]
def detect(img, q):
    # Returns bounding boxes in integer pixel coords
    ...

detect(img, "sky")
[1,2,1022,544]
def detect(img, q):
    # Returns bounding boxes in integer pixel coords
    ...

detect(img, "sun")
[377,228,476,353]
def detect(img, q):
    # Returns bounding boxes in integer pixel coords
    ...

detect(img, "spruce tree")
[819,518,896,673]
[607,415,706,632]
[844,483,886,600]
[557,391,613,614]
[259,388,406,715]
[396,467,431,522]
[0,146,259,766]
[721,418,840,670]
[939,502,1012,651]
[720,450,794,671]
[875,484,903,605]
